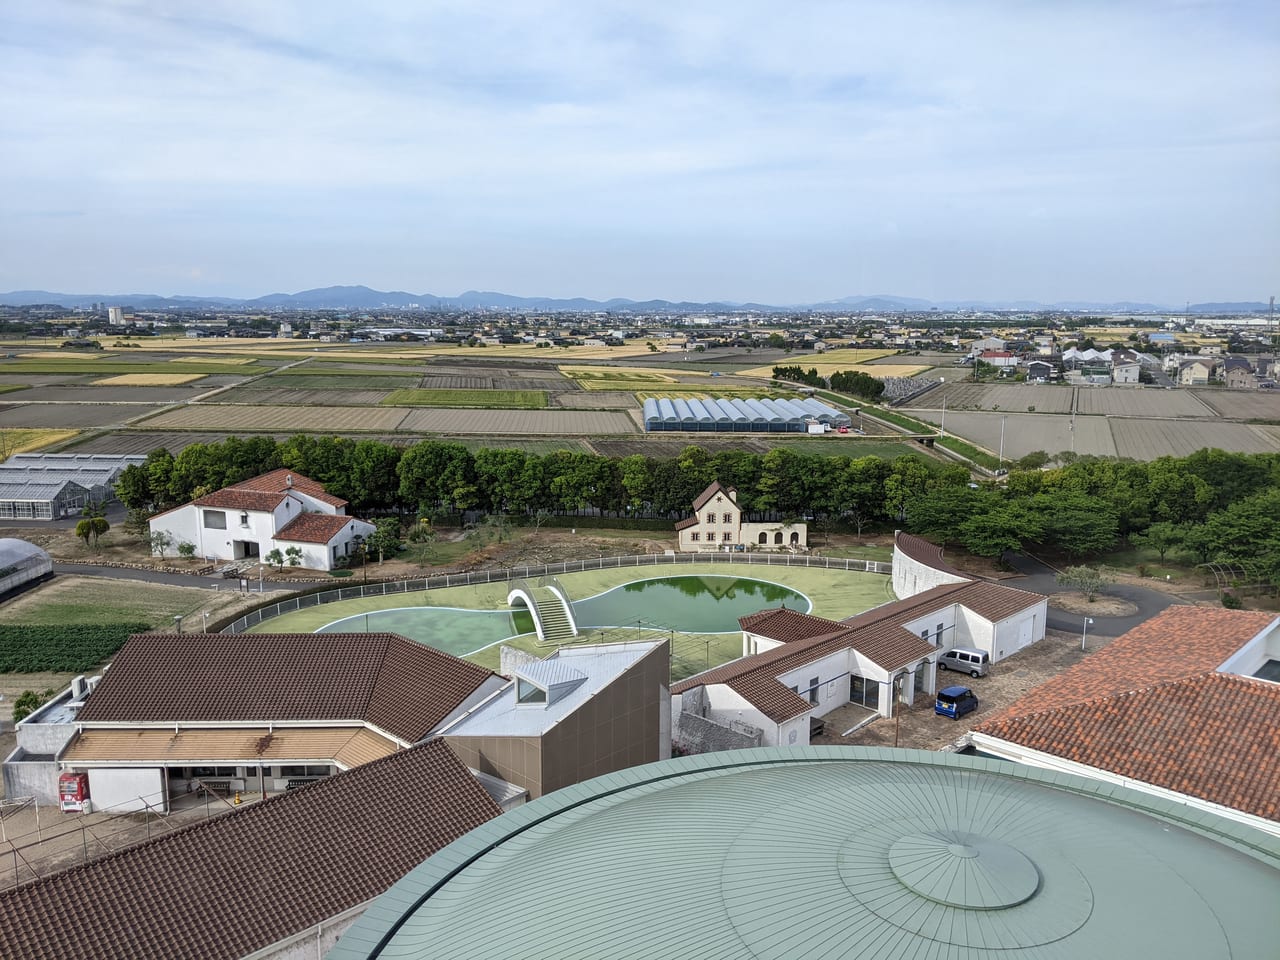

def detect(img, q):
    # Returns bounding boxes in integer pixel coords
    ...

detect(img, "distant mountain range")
[0,285,1271,315]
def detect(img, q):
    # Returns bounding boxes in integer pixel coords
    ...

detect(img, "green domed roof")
[332,747,1280,960]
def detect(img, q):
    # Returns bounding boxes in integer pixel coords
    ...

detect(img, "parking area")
[813,628,1105,751]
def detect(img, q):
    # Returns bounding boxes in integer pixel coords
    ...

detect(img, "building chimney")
[285,473,293,487]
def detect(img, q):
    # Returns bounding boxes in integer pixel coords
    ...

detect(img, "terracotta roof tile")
[674,516,699,531]
[893,531,969,579]
[0,739,500,960]
[983,606,1274,721]
[977,672,1280,822]
[190,489,287,512]
[230,468,346,508]
[674,580,1043,723]
[739,607,845,643]
[274,513,363,544]
[76,633,496,742]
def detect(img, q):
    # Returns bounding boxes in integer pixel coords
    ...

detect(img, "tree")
[114,464,154,511]
[364,517,402,562]
[177,541,196,559]
[1056,565,1115,602]
[1129,521,1183,562]
[265,548,285,570]
[149,530,173,556]
[12,687,58,724]
[76,502,109,550]
[285,546,303,567]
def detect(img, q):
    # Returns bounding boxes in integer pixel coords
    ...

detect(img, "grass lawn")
[1098,546,1200,584]
[815,544,894,562]
[381,388,548,409]
[0,384,29,396]
[2,576,255,628]
[247,562,896,680]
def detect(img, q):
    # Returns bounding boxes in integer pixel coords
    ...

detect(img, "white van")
[938,647,989,678]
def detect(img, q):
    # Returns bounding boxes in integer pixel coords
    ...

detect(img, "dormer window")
[517,678,547,704]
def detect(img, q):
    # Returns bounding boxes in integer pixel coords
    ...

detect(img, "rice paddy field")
[0,428,80,455]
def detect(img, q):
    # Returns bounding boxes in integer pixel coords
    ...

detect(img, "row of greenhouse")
[642,396,853,433]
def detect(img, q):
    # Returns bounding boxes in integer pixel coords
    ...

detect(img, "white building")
[148,469,374,570]
[670,532,1046,748]
[107,306,125,325]
[674,481,807,552]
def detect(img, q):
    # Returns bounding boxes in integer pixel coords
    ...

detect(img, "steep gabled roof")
[977,672,1280,822]
[76,633,496,743]
[691,480,736,512]
[189,488,288,513]
[0,739,500,960]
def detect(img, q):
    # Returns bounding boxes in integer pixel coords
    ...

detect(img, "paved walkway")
[1000,552,1186,637]
[51,562,294,593]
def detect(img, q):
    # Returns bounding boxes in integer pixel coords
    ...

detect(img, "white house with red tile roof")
[675,480,807,552]
[671,533,1046,751]
[148,469,375,570]
[970,607,1280,837]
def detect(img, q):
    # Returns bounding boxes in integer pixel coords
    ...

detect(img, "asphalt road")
[1001,552,1184,637]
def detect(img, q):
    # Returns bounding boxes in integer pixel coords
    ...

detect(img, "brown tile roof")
[977,672,1280,822]
[61,726,399,769]
[674,516,700,531]
[675,580,1044,723]
[190,488,288,512]
[230,468,347,508]
[76,633,496,743]
[0,739,500,960]
[691,480,735,511]
[893,530,969,579]
[739,607,844,643]
[982,606,1274,721]
[275,512,363,544]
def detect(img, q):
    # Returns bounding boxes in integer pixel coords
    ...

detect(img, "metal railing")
[223,553,892,634]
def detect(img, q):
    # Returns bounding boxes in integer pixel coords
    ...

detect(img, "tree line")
[114,436,1280,581]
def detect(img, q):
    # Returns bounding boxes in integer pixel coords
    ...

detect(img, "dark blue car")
[935,685,979,720]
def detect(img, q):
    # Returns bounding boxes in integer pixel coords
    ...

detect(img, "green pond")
[317,575,810,657]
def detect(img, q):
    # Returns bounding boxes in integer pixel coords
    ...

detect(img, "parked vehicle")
[935,685,979,720]
[938,647,989,678]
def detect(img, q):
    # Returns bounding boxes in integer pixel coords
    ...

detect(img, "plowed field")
[1073,388,1214,418]
[138,405,409,432]
[396,408,637,435]
[1109,419,1280,457]
[1193,390,1280,420]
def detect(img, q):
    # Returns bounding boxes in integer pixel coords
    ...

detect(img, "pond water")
[317,575,810,657]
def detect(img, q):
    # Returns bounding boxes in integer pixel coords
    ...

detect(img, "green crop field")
[381,388,548,409]
[450,437,592,454]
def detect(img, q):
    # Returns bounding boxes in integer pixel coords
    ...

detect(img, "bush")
[13,687,58,724]
[177,541,196,559]
[1221,590,1243,609]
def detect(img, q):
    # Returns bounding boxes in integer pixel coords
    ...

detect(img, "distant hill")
[0,287,1270,315]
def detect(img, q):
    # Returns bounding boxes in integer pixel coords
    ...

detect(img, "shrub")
[177,541,196,559]
[1221,590,1243,609]
[0,623,149,672]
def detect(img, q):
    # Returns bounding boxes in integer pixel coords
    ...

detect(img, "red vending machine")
[58,772,91,812]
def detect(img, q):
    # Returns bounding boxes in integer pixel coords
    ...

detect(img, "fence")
[223,553,892,634]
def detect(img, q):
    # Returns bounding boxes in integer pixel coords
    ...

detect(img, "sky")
[1,1,1277,305]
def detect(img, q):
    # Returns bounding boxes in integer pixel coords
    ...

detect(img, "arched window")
[758,532,768,544]
[790,531,800,545]
[774,532,783,544]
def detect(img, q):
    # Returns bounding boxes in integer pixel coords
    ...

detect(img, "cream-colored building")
[674,481,807,552]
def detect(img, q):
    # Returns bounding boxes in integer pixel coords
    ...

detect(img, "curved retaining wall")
[892,531,970,599]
